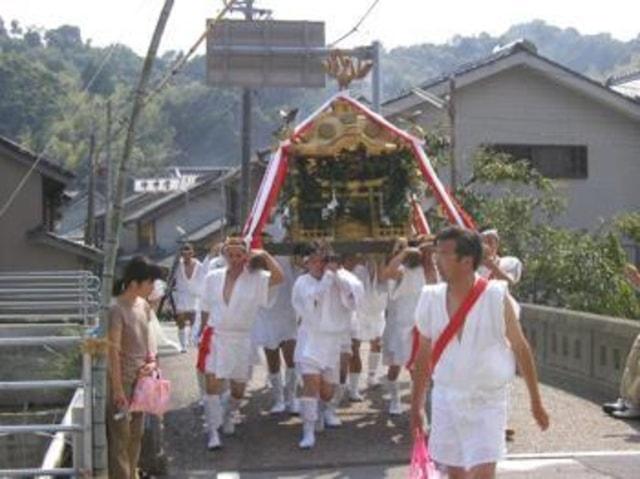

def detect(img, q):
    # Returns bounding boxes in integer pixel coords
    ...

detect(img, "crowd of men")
[160,225,551,478]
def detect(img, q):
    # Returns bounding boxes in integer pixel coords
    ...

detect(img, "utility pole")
[371,40,382,113]
[448,76,457,190]
[229,0,271,226]
[84,131,96,246]
[96,1,175,475]
[105,100,112,220]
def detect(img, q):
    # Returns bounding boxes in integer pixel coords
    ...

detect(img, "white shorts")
[204,332,252,382]
[297,360,339,384]
[294,328,341,383]
[175,293,199,314]
[382,322,413,367]
[430,385,508,469]
[252,313,297,350]
[353,313,385,342]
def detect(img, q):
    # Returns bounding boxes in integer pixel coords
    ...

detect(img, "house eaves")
[27,227,103,264]
[0,136,74,185]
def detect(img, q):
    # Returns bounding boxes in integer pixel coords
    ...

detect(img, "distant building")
[383,40,640,232]
[59,162,266,266]
[0,136,102,271]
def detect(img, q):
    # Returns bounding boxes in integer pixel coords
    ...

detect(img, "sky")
[0,0,639,55]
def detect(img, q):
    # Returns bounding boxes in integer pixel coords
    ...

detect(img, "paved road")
[156,327,640,478]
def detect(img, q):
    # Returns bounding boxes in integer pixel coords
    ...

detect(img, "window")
[490,144,588,179]
[138,220,156,249]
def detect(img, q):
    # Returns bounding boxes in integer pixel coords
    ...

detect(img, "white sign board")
[207,19,326,88]
[133,175,198,194]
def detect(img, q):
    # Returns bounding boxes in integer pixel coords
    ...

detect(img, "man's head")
[306,240,331,279]
[222,236,249,270]
[480,228,500,257]
[435,226,483,281]
[341,253,359,271]
[181,243,195,261]
[209,241,223,256]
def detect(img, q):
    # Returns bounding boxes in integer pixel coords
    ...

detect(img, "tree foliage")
[435,147,640,319]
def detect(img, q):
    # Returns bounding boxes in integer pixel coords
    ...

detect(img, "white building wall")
[414,66,640,230]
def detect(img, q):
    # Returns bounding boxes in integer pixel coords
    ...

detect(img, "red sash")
[406,277,488,371]
[196,325,214,373]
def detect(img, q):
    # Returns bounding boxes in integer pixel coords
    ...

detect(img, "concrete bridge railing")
[521,304,640,398]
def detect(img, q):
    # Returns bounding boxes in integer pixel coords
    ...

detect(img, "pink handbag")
[129,369,171,417]
[409,430,440,479]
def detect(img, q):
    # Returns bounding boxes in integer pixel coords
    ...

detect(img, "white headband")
[481,229,499,240]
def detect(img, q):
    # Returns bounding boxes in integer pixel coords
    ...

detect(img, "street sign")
[206,19,326,88]
[133,175,198,194]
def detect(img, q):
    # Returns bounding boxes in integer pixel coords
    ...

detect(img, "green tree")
[426,145,640,319]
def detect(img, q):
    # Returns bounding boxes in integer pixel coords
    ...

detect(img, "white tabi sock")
[223,395,240,435]
[284,368,297,401]
[203,394,222,450]
[331,383,345,408]
[299,397,318,449]
[348,373,363,401]
[388,379,402,415]
[368,352,381,379]
[203,394,222,433]
[284,368,299,413]
[323,398,342,427]
[269,372,285,413]
[177,328,187,352]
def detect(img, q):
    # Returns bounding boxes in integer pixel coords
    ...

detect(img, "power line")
[328,0,382,48]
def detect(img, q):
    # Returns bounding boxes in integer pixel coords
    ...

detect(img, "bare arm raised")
[252,249,285,286]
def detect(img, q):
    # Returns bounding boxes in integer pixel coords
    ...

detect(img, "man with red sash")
[410,226,549,479]
[199,237,284,450]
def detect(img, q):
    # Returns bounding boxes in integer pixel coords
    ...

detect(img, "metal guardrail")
[0,271,99,478]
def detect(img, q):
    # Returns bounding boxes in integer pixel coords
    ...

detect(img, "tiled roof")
[0,136,74,185]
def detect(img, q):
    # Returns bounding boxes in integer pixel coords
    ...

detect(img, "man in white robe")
[199,237,284,450]
[477,228,522,287]
[478,227,523,441]
[252,255,300,414]
[345,255,387,399]
[292,245,363,449]
[410,226,549,478]
[173,243,206,352]
[380,245,427,415]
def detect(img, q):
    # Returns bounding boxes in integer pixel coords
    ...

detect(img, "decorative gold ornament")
[291,98,408,157]
[323,50,374,90]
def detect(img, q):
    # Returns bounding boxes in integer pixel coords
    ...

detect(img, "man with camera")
[292,242,363,449]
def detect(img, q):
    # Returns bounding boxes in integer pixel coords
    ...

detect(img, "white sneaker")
[389,398,403,415]
[270,400,286,414]
[287,397,300,415]
[324,407,342,427]
[207,430,222,450]
[367,374,379,388]
[299,423,316,449]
